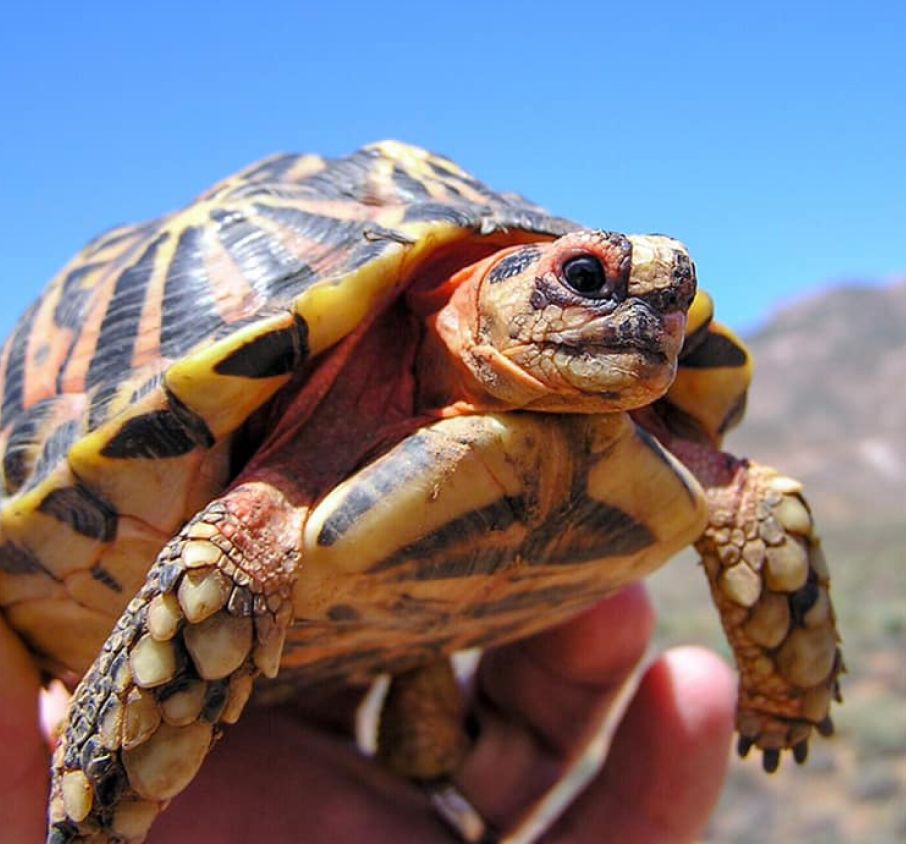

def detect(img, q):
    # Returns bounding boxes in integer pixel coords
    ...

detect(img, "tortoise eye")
[561,255,613,299]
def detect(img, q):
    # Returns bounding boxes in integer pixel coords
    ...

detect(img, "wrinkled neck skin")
[412,257,554,413]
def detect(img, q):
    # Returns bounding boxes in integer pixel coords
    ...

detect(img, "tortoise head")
[420,230,697,413]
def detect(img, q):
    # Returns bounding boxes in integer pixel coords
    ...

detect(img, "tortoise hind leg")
[377,660,495,843]
[377,659,469,781]
[48,483,300,843]
[671,441,843,771]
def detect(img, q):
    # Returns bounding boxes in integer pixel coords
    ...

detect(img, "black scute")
[252,203,364,254]
[53,263,102,331]
[0,541,49,576]
[214,314,308,379]
[160,227,226,359]
[3,397,57,493]
[79,218,159,261]
[401,202,477,227]
[101,392,214,460]
[100,406,205,460]
[298,151,376,201]
[238,154,304,185]
[28,420,82,489]
[85,234,169,392]
[681,330,748,369]
[1,300,38,427]
[38,485,118,542]
[87,382,121,432]
[209,208,307,301]
[391,165,433,199]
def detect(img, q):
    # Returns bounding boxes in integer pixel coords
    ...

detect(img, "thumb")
[0,614,48,842]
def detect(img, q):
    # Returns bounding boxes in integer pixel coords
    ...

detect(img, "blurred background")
[2,1,904,840]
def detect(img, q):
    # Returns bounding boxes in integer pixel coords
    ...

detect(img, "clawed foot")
[695,465,844,773]
[48,500,296,842]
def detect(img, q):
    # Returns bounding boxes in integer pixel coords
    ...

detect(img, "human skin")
[0,585,736,844]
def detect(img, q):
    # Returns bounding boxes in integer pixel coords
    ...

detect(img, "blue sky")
[1,1,903,340]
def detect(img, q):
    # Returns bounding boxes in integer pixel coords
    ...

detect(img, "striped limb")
[672,441,843,770]
[47,483,299,843]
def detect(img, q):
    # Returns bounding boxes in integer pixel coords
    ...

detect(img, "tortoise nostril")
[672,252,697,309]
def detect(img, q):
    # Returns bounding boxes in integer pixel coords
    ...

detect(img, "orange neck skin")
[237,300,425,505]
[632,405,740,489]
[408,251,554,415]
[235,252,529,505]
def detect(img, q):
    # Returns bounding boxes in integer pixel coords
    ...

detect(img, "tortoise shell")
[0,141,750,677]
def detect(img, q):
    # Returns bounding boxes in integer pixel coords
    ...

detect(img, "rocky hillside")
[726,279,906,529]
[650,278,906,843]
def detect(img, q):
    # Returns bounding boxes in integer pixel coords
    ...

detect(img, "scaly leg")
[377,659,468,781]
[378,661,495,842]
[48,482,300,843]
[671,440,843,771]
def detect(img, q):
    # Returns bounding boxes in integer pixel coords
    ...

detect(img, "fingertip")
[458,586,658,827]
[40,679,71,749]
[548,646,736,843]
[605,646,735,840]
[626,645,736,796]
[654,646,736,746]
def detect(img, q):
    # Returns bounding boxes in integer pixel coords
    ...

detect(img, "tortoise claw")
[761,747,780,773]
[833,672,844,703]
[793,740,809,764]
[817,716,835,737]
[737,734,755,758]
[47,821,79,844]
[429,781,498,843]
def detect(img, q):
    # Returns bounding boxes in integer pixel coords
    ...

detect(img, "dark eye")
[561,255,611,298]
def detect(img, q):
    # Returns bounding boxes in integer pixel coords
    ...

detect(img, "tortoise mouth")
[544,338,669,364]
[543,303,684,365]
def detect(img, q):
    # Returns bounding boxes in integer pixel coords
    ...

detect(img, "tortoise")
[0,141,842,843]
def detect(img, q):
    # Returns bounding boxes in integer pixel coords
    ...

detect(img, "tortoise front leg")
[48,482,300,843]
[670,441,843,770]
[294,410,706,837]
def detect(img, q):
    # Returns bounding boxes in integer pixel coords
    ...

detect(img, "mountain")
[648,279,906,843]
[725,279,906,529]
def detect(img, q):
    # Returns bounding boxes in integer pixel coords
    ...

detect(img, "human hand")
[1,584,736,843]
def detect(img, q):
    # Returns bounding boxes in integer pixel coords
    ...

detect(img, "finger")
[457,584,655,827]
[0,613,48,842]
[546,646,736,843]
[273,681,370,737]
[40,679,71,748]
[154,705,452,844]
